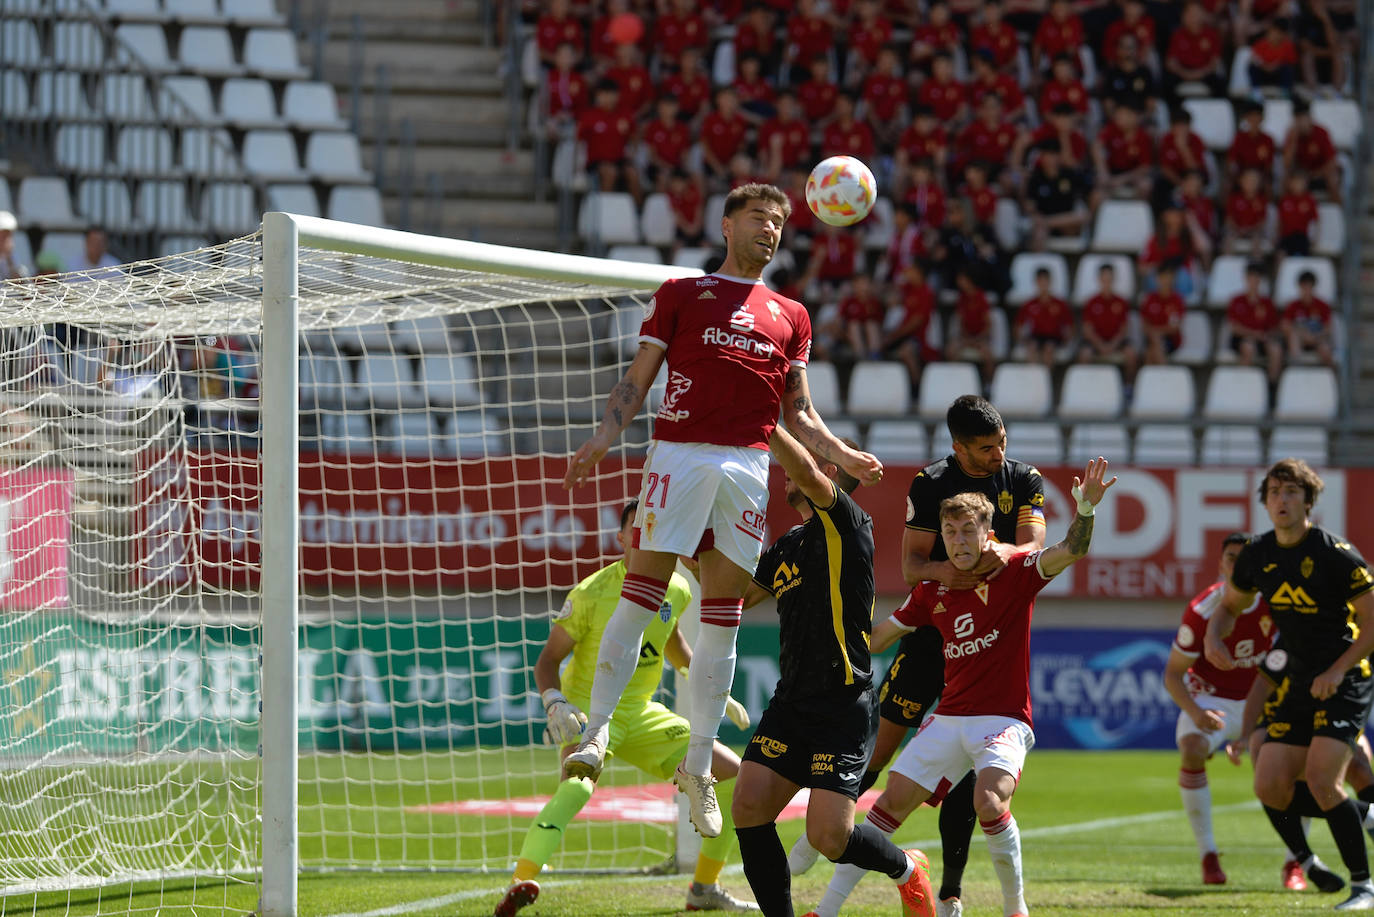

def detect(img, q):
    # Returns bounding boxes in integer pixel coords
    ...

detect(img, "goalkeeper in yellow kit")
[494,499,759,915]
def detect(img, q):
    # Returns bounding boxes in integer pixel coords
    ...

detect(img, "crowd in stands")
[521,0,1353,398]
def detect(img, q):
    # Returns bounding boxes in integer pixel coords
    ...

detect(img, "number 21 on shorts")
[644,472,672,508]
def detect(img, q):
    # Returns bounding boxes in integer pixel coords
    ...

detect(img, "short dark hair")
[620,498,639,529]
[1294,98,1311,116]
[1259,458,1324,507]
[1222,531,1250,549]
[723,183,792,221]
[595,78,620,95]
[946,395,1004,442]
[835,437,861,494]
[1245,260,1265,276]
[1034,267,1051,279]
[1298,270,1317,286]
[1170,107,1192,125]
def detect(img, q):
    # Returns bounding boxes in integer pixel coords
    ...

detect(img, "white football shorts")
[891,713,1035,795]
[634,440,770,573]
[1174,694,1246,754]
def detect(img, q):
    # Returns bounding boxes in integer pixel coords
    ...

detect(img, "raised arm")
[769,423,837,507]
[779,364,883,485]
[563,342,666,488]
[1037,457,1117,577]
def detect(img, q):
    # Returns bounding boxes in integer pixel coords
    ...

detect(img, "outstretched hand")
[841,449,884,486]
[563,432,612,489]
[1071,456,1118,508]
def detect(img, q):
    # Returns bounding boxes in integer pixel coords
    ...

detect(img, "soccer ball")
[805,156,878,227]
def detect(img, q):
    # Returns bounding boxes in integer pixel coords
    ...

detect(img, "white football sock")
[787,834,819,874]
[586,595,660,725]
[684,616,739,774]
[1179,768,1214,856]
[982,811,1026,917]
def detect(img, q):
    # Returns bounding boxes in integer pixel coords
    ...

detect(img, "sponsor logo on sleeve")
[1176,623,1194,646]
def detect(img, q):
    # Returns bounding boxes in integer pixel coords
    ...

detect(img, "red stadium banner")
[137,453,1373,600]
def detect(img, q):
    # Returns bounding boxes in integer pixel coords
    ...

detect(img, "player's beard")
[735,234,775,274]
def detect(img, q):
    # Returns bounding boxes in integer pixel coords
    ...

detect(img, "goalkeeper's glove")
[541,689,586,746]
[677,666,751,730]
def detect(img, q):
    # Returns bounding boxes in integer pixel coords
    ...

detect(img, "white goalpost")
[0,214,701,917]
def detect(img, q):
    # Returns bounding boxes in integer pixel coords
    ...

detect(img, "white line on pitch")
[318,800,1262,917]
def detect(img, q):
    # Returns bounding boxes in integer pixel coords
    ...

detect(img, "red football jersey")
[1227,293,1279,333]
[863,73,908,122]
[840,293,884,323]
[917,78,966,123]
[733,76,776,108]
[893,549,1056,725]
[546,69,588,119]
[1167,26,1222,70]
[642,118,691,168]
[639,275,812,450]
[759,117,811,170]
[956,288,990,335]
[1082,293,1129,340]
[822,119,876,160]
[1294,126,1337,171]
[849,18,893,65]
[1159,130,1208,178]
[788,15,834,63]
[1228,130,1276,172]
[1017,296,1072,339]
[1278,192,1319,238]
[1034,15,1084,58]
[964,184,998,224]
[606,65,653,115]
[798,77,839,122]
[652,12,708,64]
[903,181,946,228]
[536,14,584,59]
[1141,291,1186,340]
[1039,78,1089,116]
[1030,123,1089,165]
[811,231,859,281]
[1102,17,1155,65]
[1098,122,1154,172]
[661,71,711,118]
[1284,297,1332,328]
[578,109,634,164]
[970,21,1019,68]
[969,72,1024,112]
[899,123,948,162]
[1226,191,1268,231]
[1173,581,1274,701]
[701,111,750,164]
[956,120,1019,168]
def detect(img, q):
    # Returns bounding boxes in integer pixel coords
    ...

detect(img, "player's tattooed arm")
[781,366,884,483]
[1064,511,1093,557]
[607,376,641,428]
[1038,457,1115,576]
[564,343,664,489]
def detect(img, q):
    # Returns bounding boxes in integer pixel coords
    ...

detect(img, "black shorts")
[743,686,878,800]
[878,626,945,726]
[1263,665,1374,748]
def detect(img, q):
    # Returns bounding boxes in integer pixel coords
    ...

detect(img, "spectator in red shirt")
[914,52,967,124]
[1173,169,1216,266]
[1157,107,1209,191]
[640,95,691,190]
[797,55,841,128]
[909,1,962,75]
[734,3,782,75]
[1223,167,1270,259]
[1226,101,1277,195]
[660,47,711,123]
[955,94,1023,193]
[1014,103,1089,171]
[1164,2,1225,99]
[1093,102,1153,199]
[1225,260,1283,382]
[821,93,877,161]
[1249,19,1297,94]
[665,168,705,248]
[784,0,837,84]
[879,202,928,285]
[802,220,861,300]
[1016,267,1074,367]
[862,47,909,149]
[894,105,949,193]
[1140,261,1187,365]
[699,87,750,191]
[1038,54,1090,118]
[1140,207,1202,297]
[1284,99,1343,204]
[544,43,588,137]
[1282,269,1336,368]
[961,161,999,225]
[578,80,641,201]
[968,48,1028,122]
[903,157,947,230]
[589,0,641,68]
[946,268,996,384]
[1101,0,1156,68]
[1078,262,1139,382]
[846,0,894,81]
[535,0,584,67]
[727,150,767,189]
[651,0,709,71]
[885,261,938,389]
[605,41,653,122]
[1032,0,1085,78]
[758,91,811,180]
[732,53,777,124]
[969,0,1020,73]
[840,273,886,359]
[1276,171,1320,259]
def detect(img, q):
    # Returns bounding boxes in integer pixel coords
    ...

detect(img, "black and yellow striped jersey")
[1232,525,1374,678]
[753,483,875,703]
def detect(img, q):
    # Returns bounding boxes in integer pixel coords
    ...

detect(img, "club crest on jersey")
[659,601,672,623]
[997,490,1012,514]
[974,583,990,604]
[765,299,781,320]
[644,511,657,539]
[1301,556,1314,578]
[1260,615,1273,635]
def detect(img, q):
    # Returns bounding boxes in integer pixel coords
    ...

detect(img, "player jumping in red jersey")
[809,458,1115,917]
[1163,532,1277,886]
[561,183,883,837]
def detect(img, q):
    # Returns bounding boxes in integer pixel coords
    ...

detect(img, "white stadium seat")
[304,132,370,183]
[35,71,97,120]
[704,193,727,243]
[176,26,240,76]
[1205,255,1249,309]
[282,81,346,129]
[989,363,1052,419]
[0,20,43,67]
[421,354,481,408]
[805,361,842,416]
[672,247,715,271]
[180,127,237,173]
[327,186,386,226]
[1173,311,1213,365]
[242,129,306,181]
[1273,366,1338,422]
[164,0,221,21]
[1275,256,1336,304]
[640,193,675,247]
[605,245,662,265]
[1067,423,1129,463]
[1129,365,1196,420]
[1134,424,1196,465]
[1312,99,1361,151]
[577,192,640,246]
[19,177,83,230]
[113,23,174,72]
[39,232,90,275]
[1091,200,1153,253]
[157,235,211,257]
[354,353,426,410]
[1182,98,1235,150]
[1008,252,1069,302]
[106,0,164,18]
[266,183,321,218]
[220,78,280,127]
[1,71,30,117]
[1058,364,1123,420]
[1315,203,1345,257]
[1203,366,1269,420]
[55,125,107,173]
[115,127,175,174]
[1071,253,1135,305]
[918,363,981,421]
[1261,99,1292,144]
[160,75,216,121]
[242,28,307,78]
[53,21,105,70]
[228,0,285,26]
[203,181,258,235]
[1200,427,1263,466]
[994,198,1022,250]
[847,361,911,416]
[1007,422,1063,465]
[1268,426,1329,465]
[76,179,138,232]
[826,420,862,444]
[137,180,202,232]
[100,73,156,120]
[866,420,928,464]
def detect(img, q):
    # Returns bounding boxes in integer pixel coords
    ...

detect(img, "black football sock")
[1323,799,1372,882]
[1359,785,1374,805]
[1265,804,1315,862]
[938,771,978,900]
[858,768,882,795]
[735,824,793,917]
[834,822,909,879]
[1289,782,1328,817]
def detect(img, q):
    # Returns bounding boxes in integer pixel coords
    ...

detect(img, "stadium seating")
[1275,257,1337,304]
[1130,366,1196,420]
[1268,426,1329,465]
[988,363,1052,419]
[1134,424,1196,465]
[1274,367,1339,422]
[1008,253,1069,302]
[1202,366,1269,421]
[805,361,842,416]
[1091,201,1153,253]
[1067,423,1130,464]
[846,361,910,416]
[1071,254,1135,305]
[1058,365,1124,420]
[1200,427,1264,465]
[1007,422,1064,465]
[918,363,981,421]
[866,421,928,463]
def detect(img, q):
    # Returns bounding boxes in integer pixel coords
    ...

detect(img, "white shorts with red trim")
[1174,694,1246,754]
[633,440,770,573]
[891,713,1035,795]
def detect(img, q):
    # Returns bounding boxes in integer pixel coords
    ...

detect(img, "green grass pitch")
[4,748,1365,916]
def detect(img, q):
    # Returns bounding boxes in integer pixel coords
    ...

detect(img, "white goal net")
[0,216,699,915]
